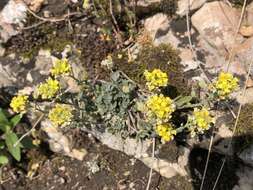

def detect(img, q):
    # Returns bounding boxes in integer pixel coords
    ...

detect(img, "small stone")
[43,10,51,18]
[123,171,130,176]
[26,72,33,83]
[59,166,66,171]
[240,25,253,37]
[0,45,6,56]
[59,177,66,184]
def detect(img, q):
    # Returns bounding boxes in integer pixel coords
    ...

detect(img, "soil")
[0,130,193,190]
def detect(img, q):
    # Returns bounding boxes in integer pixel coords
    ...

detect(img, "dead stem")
[145,138,155,190]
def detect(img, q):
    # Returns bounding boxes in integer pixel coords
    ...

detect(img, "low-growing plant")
[0,108,23,165]
[8,55,239,147]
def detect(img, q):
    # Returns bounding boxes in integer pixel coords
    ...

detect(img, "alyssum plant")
[7,56,238,164]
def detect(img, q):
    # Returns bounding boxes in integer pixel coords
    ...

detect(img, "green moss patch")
[113,43,189,96]
[230,104,253,152]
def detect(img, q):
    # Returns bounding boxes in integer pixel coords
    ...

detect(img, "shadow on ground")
[189,135,253,190]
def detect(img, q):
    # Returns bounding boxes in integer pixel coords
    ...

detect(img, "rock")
[190,123,235,156]
[233,37,253,71]
[233,166,253,190]
[144,15,200,72]
[179,48,199,71]
[144,13,170,40]
[0,44,5,56]
[239,144,253,166]
[0,63,13,87]
[236,88,253,105]
[41,120,87,161]
[1,0,26,24]
[34,49,52,76]
[239,25,253,37]
[191,1,243,56]
[82,128,188,179]
[0,0,27,43]
[154,29,180,48]
[24,0,45,12]
[135,0,161,7]
[176,0,207,16]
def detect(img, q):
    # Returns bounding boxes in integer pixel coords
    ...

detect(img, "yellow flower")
[193,108,213,130]
[144,69,168,91]
[212,72,238,99]
[156,123,176,142]
[188,107,214,137]
[48,104,73,126]
[146,94,175,123]
[51,58,71,76]
[37,78,60,99]
[10,95,29,113]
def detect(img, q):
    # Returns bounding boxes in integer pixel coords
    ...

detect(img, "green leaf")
[5,132,21,161]
[0,141,5,149]
[10,114,23,127]
[0,155,8,165]
[0,108,9,126]
[175,96,193,108]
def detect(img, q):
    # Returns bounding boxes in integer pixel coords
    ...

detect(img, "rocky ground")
[0,0,253,190]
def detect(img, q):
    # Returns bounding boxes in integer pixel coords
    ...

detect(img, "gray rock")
[235,88,253,105]
[239,143,253,166]
[233,166,253,190]
[176,0,207,16]
[191,1,244,56]
[135,0,161,7]
[81,128,188,179]
[144,13,170,40]
[0,0,27,43]
[0,44,5,56]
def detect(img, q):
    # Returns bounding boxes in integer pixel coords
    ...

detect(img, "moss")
[158,175,193,190]
[156,141,184,163]
[135,0,178,20]
[43,37,72,53]
[113,43,189,96]
[228,0,253,7]
[232,103,253,152]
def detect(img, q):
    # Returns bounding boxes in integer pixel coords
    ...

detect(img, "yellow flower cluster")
[188,107,214,136]
[10,95,28,113]
[37,78,60,99]
[156,123,176,142]
[193,108,213,130]
[48,104,73,126]
[212,72,238,99]
[51,58,71,76]
[146,94,175,123]
[144,69,168,91]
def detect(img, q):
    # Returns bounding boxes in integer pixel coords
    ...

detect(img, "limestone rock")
[239,144,253,166]
[236,88,253,105]
[23,0,45,12]
[144,13,170,40]
[85,129,188,179]
[42,120,87,161]
[176,0,207,16]
[0,0,27,43]
[135,0,161,7]
[191,1,243,56]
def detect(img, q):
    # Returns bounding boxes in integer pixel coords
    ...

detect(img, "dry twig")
[145,138,155,190]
